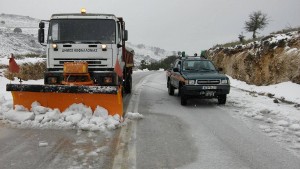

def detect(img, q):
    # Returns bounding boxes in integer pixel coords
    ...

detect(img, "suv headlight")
[221,79,229,84]
[188,80,195,85]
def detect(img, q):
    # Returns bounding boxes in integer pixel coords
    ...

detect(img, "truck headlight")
[52,44,58,51]
[52,44,57,49]
[47,77,58,84]
[101,44,107,51]
[104,76,113,84]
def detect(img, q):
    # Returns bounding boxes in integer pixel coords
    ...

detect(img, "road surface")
[1,71,300,169]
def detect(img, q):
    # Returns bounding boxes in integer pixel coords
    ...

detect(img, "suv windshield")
[182,60,216,72]
[48,19,116,44]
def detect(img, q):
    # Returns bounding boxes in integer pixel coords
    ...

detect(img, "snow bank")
[0,101,143,131]
[229,76,300,104]
[3,109,34,123]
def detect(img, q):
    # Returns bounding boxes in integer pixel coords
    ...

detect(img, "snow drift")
[0,100,143,131]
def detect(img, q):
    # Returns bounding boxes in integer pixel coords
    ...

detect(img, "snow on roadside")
[125,112,144,119]
[224,84,300,155]
[229,75,300,104]
[0,70,143,131]
[0,100,143,131]
[0,70,44,100]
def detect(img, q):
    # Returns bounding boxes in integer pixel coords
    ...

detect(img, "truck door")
[117,22,122,57]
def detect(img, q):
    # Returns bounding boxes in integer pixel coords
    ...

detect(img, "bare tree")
[238,32,245,44]
[245,11,269,39]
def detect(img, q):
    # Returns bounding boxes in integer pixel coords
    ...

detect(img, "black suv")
[167,56,230,105]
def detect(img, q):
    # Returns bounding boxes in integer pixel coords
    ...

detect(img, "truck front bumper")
[181,85,230,98]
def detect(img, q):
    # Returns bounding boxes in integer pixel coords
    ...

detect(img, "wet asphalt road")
[1,71,300,169]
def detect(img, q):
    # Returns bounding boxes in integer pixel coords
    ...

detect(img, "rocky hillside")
[208,31,300,85]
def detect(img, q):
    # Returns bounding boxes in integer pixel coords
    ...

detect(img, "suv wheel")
[218,94,227,104]
[181,95,187,105]
[168,81,174,95]
[178,85,183,97]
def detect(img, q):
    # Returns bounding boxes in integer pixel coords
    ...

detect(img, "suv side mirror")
[117,44,123,48]
[218,67,223,72]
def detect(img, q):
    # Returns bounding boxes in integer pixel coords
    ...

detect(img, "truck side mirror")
[173,68,179,72]
[123,30,128,41]
[38,28,45,43]
[117,44,123,48]
[218,67,223,72]
[39,22,45,29]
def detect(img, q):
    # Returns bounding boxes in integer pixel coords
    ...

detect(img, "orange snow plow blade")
[7,84,123,117]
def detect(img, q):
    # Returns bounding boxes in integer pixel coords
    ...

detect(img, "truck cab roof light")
[81,8,86,15]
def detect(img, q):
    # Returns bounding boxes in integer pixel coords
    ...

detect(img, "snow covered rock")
[125,112,144,119]
[65,113,83,124]
[3,109,34,123]
[41,109,61,123]
[38,141,49,147]
[289,124,300,131]
[254,115,264,121]
[277,120,289,127]
[30,102,49,115]
[93,106,109,118]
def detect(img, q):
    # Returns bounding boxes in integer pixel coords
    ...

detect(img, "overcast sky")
[1,0,300,55]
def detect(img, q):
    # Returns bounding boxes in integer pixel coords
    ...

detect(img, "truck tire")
[168,81,174,95]
[125,75,132,94]
[181,95,187,105]
[218,94,227,104]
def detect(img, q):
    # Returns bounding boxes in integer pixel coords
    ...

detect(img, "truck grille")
[197,80,220,84]
[53,58,108,67]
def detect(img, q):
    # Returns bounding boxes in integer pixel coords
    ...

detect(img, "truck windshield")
[48,19,116,44]
[182,60,216,72]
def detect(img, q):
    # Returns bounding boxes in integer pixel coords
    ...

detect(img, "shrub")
[4,61,46,80]
[13,27,22,33]
[140,55,178,70]
[271,27,300,34]
[14,53,46,59]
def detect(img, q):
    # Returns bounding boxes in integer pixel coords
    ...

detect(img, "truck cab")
[38,10,132,92]
[167,56,230,105]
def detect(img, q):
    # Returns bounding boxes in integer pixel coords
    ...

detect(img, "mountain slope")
[0,14,44,58]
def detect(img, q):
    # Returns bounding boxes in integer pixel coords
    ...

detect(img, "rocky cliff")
[207,31,300,85]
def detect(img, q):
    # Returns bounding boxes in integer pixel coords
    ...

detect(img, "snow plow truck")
[6,9,134,117]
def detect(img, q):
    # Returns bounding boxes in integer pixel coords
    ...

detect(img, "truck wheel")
[168,81,174,95]
[125,75,132,94]
[218,94,227,104]
[181,95,187,105]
